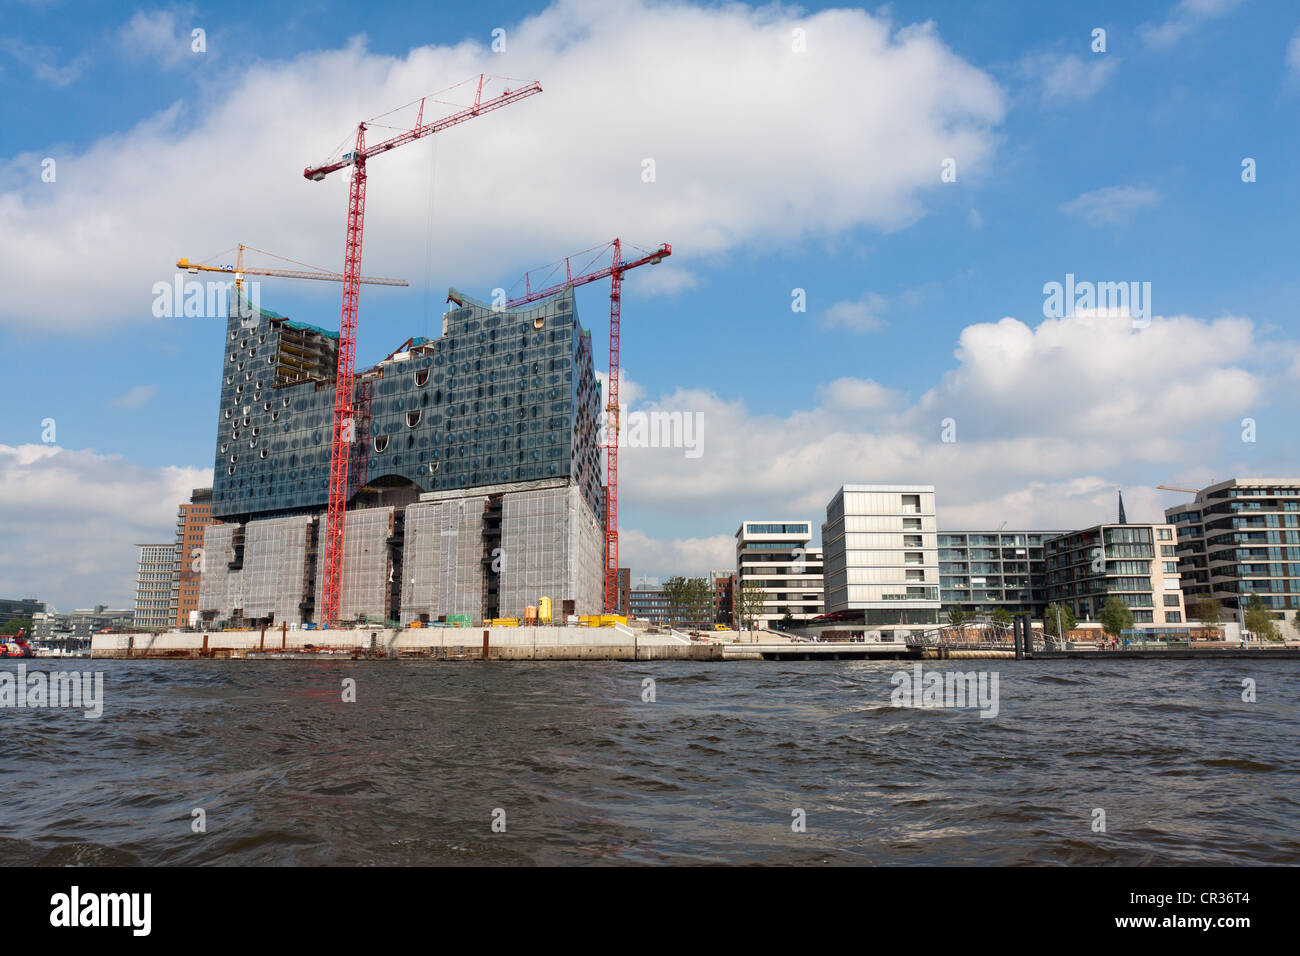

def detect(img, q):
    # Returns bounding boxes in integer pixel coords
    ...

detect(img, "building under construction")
[198,286,605,627]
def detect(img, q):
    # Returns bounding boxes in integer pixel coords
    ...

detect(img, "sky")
[1,0,1299,610]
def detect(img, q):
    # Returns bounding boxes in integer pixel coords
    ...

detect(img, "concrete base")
[90,626,723,662]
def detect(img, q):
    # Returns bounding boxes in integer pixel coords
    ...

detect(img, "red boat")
[0,630,34,658]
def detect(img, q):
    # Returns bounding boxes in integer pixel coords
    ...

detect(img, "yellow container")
[410,620,424,629]
[539,596,552,624]
[488,618,519,628]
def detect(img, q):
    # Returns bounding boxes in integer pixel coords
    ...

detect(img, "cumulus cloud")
[0,37,90,87]
[0,445,210,610]
[1141,0,1244,50]
[117,8,200,70]
[619,528,736,578]
[110,384,158,408]
[618,310,1285,577]
[823,292,888,333]
[0,0,1005,331]
[1021,52,1117,102]
[1060,185,1160,226]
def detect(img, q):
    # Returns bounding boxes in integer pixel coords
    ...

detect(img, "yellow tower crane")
[176,243,408,290]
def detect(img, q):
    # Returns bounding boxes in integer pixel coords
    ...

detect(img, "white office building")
[821,485,940,637]
[734,521,824,629]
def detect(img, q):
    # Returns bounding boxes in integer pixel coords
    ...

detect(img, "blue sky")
[2,0,1299,608]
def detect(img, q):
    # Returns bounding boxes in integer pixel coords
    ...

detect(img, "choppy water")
[1,659,1296,865]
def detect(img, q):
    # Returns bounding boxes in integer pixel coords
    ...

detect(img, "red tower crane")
[303,74,542,625]
[486,240,673,612]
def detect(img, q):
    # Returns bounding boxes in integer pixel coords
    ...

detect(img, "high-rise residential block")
[820,486,940,636]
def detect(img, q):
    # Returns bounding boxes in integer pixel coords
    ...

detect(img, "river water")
[1,658,1296,865]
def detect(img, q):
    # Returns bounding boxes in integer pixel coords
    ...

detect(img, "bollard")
[202,633,209,658]
[260,623,266,651]
[482,629,490,661]
[281,622,287,649]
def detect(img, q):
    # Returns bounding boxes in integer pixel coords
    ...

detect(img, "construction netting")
[499,484,603,620]
[197,523,239,617]
[242,515,312,623]
[400,497,486,624]
[313,506,394,623]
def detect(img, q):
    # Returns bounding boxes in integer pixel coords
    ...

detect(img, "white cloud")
[0,444,210,609]
[118,9,199,70]
[618,310,1288,576]
[0,0,1005,331]
[1287,26,1300,79]
[1141,0,1244,50]
[1021,52,1117,102]
[824,291,888,332]
[619,528,736,578]
[0,37,90,87]
[110,384,158,408]
[1060,185,1160,226]
[816,377,899,411]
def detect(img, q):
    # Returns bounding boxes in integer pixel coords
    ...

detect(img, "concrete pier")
[91,626,724,661]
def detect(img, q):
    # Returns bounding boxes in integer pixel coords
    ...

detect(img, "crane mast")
[304,75,542,625]
[495,240,672,612]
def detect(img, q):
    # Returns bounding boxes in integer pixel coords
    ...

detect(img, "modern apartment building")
[133,543,178,630]
[1164,478,1300,634]
[0,597,43,631]
[34,605,135,641]
[171,487,214,627]
[821,486,940,634]
[1044,523,1185,625]
[938,530,1068,619]
[735,522,824,628]
[628,583,671,625]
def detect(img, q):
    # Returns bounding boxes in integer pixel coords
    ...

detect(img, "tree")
[1042,602,1077,639]
[989,607,1013,626]
[779,611,795,631]
[734,581,768,631]
[1244,593,1279,642]
[1,616,34,636]
[661,576,691,628]
[947,604,968,626]
[1191,596,1222,638]
[1100,596,1134,640]
[684,577,712,629]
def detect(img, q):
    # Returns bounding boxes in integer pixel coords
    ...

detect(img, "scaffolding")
[400,497,486,624]
[197,523,240,617]
[498,483,603,620]
[312,506,394,623]
[242,515,313,622]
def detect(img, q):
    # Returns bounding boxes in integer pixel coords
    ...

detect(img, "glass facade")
[212,288,603,520]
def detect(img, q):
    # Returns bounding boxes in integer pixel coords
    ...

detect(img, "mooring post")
[281,622,287,649]
[1022,613,1034,658]
[1013,617,1024,660]
[201,633,209,657]
[482,629,490,661]
[260,623,266,651]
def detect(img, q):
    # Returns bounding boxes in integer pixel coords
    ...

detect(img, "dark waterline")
[1,659,1296,865]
